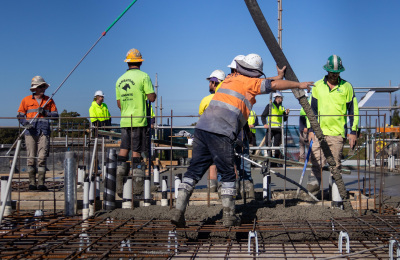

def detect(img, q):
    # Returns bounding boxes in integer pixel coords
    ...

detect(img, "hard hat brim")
[236,60,262,73]
[124,58,144,62]
[323,65,345,73]
[30,83,49,91]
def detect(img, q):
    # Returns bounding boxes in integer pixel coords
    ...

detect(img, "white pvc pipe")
[144,177,151,207]
[122,176,132,209]
[153,165,160,186]
[161,176,168,206]
[96,176,100,200]
[0,140,21,225]
[331,176,343,209]
[1,177,12,217]
[89,176,95,217]
[77,166,85,188]
[174,174,182,199]
[82,178,89,220]
[88,138,98,180]
[263,175,271,201]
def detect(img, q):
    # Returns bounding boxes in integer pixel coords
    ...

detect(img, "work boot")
[222,195,238,227]
[209,179,218,193]
[27,165,37,191]
[306,175,320,196]
[116,162,129,197]
[132,162,145,195]
[171,188,192,228]
[37,167,48,191]
[241,180,255,200]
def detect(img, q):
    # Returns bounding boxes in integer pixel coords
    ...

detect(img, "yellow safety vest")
[248,110,257,133]
[270,103,285,127]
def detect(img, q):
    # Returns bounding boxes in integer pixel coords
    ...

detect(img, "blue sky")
[1,0,399,127]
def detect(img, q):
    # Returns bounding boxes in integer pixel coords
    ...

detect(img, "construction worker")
[89,90,111,128]
[199,69,226,192]
[228,55,256,199]
[261,91,289,166]
[171,53,313,228]
[306,55,359,198]
[298,92,309,162]
[199,70,225,115]
[17,76,58,191]
[248,110,259,147]
[115,48,156,197]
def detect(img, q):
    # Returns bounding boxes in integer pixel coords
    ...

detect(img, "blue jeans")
[184,129,236,183]
[235,137,253,181]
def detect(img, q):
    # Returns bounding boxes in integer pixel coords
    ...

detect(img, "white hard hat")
[272,91,283,98]
[94,90,105,97]
[227,55,245,69]
[206,69,226,82]
[236,53,263,72]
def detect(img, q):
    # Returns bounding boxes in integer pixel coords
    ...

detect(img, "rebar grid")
[0,214,399,259]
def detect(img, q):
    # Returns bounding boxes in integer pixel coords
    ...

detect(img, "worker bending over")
[171,53,313,227]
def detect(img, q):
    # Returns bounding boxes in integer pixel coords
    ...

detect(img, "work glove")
[234,138,244,149]
[37,107,47,116]
[24,123,34,130]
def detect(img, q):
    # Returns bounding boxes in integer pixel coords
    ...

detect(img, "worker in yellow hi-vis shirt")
[198,69,225,192]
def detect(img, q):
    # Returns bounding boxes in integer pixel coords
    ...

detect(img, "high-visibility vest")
[89,101,111,123]
[270,103,285,127]
[248,110,257,133]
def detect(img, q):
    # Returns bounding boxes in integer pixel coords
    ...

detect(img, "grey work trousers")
[25,134,49,167]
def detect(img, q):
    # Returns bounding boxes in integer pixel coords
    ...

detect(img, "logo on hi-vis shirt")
[122,84,130,91]
[119,79,135,91]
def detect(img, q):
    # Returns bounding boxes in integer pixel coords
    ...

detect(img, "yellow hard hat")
[124,48,144,63]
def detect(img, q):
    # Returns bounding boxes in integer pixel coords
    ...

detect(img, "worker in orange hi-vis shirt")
[17,76,58,191]
[171,53,313,228]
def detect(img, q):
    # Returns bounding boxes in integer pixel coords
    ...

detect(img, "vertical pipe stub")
[263,175,271,202]
[64,151,77,216]
[82,177,90,220]
[174,174,182,199]
[144,175,151,206]
[161,176,168,206]
[122,176,133,209]
[1,176,12,216]
[103,149,117,210]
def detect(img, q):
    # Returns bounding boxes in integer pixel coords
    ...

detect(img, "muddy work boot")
[116,162,129,197]
[171,183,193,228]
[37,167,48,191]
[306,175,320,196]
[27,165,37,191]
[132,162,145,195]
[221,194,239,227]
[208,179,218,193]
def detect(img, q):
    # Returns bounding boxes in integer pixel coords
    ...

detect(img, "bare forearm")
[271,80,302,90]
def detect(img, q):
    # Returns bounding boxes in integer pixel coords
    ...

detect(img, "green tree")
[392,95,400,126]
[0,128,20,144]
[53,110,90,138]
